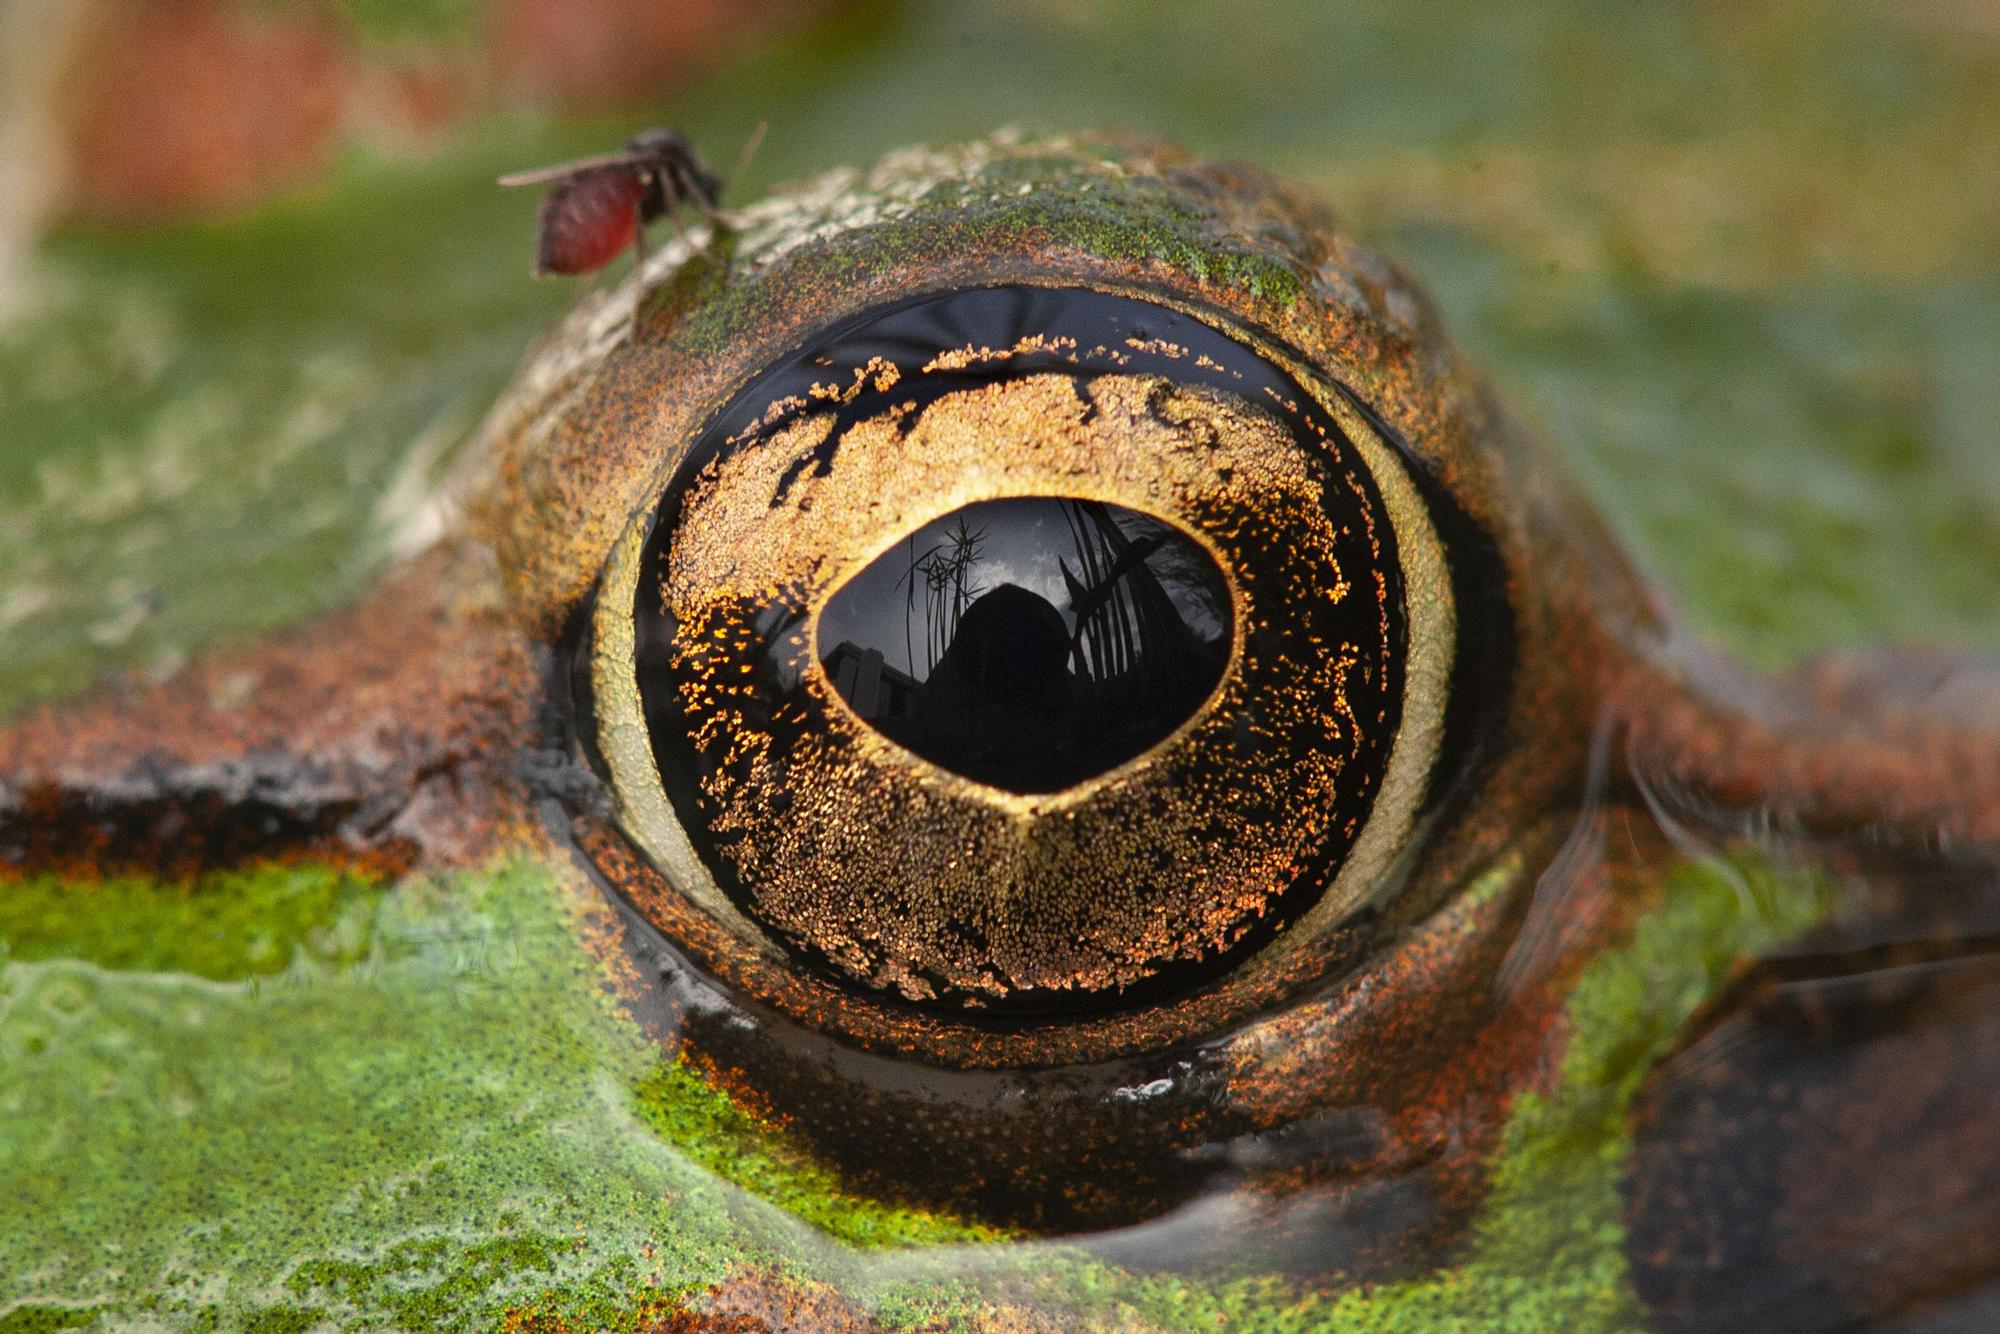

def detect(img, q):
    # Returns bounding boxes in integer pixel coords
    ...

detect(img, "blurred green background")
[3,0,1996,718]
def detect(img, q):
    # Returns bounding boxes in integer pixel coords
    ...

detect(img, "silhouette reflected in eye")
[817,497,1231,793]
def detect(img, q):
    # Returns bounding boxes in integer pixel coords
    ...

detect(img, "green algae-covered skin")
[0,842,1836,1329]
[0,857,1003,1329]
[5,6,2000,1331]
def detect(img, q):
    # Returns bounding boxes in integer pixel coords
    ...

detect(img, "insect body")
[500,127,728,277]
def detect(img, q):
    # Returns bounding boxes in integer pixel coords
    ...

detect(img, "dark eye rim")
[554,277,1515,1066]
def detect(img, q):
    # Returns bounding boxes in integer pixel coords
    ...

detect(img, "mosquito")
[499,123,765,281]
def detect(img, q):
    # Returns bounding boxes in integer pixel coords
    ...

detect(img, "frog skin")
[2,133,1996,1332]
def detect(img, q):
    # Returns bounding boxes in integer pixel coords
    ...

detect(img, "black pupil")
[818,497,1231,793]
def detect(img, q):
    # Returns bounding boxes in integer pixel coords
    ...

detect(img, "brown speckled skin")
[2,134,1995,1325]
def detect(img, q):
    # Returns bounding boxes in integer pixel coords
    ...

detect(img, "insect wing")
[534,167,644,276]
[498,150,650,187]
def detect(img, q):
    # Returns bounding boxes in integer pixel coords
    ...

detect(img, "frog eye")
[585,282,1474,1042]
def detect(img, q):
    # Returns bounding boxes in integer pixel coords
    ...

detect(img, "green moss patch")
[0,1306,103,1334]
[0,864,377,981]
[634,1060,1000,1251]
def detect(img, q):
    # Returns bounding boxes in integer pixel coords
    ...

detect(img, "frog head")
[4,133,1995,1331]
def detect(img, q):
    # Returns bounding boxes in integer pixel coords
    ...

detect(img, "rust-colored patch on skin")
[1186,812,1611,1278]
[503,1266,896,1333]
[506,1265,1069,1334]
[1150,810,1644,1279]
[685,1267,886,1332]
[641,1265,1072,1332]
[1617,645,2000,847]
[499,1269,890,1334]
[4,133,1997,1319]
[0,543,541,879]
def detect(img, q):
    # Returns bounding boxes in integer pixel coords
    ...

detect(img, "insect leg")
[725,120,768,196]
[681,164,725,224]
[627,196,651,330]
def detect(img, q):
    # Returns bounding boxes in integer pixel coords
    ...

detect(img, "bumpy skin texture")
[2,134,1996,1329]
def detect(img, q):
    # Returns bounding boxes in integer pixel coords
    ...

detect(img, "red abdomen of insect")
[534,167,644,276]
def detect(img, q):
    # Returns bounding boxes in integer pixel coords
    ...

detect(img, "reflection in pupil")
[818,497,1231,793]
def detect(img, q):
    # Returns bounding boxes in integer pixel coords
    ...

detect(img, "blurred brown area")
[42,0,828,225]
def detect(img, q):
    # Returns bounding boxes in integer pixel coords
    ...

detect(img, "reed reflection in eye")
[816,497,1231,794]
[591,285,1456,1025]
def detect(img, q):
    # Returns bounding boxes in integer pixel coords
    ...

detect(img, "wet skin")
[3,136,1997,1330]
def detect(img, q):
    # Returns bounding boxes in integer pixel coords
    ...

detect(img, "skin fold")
[1,134,1995,1332]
